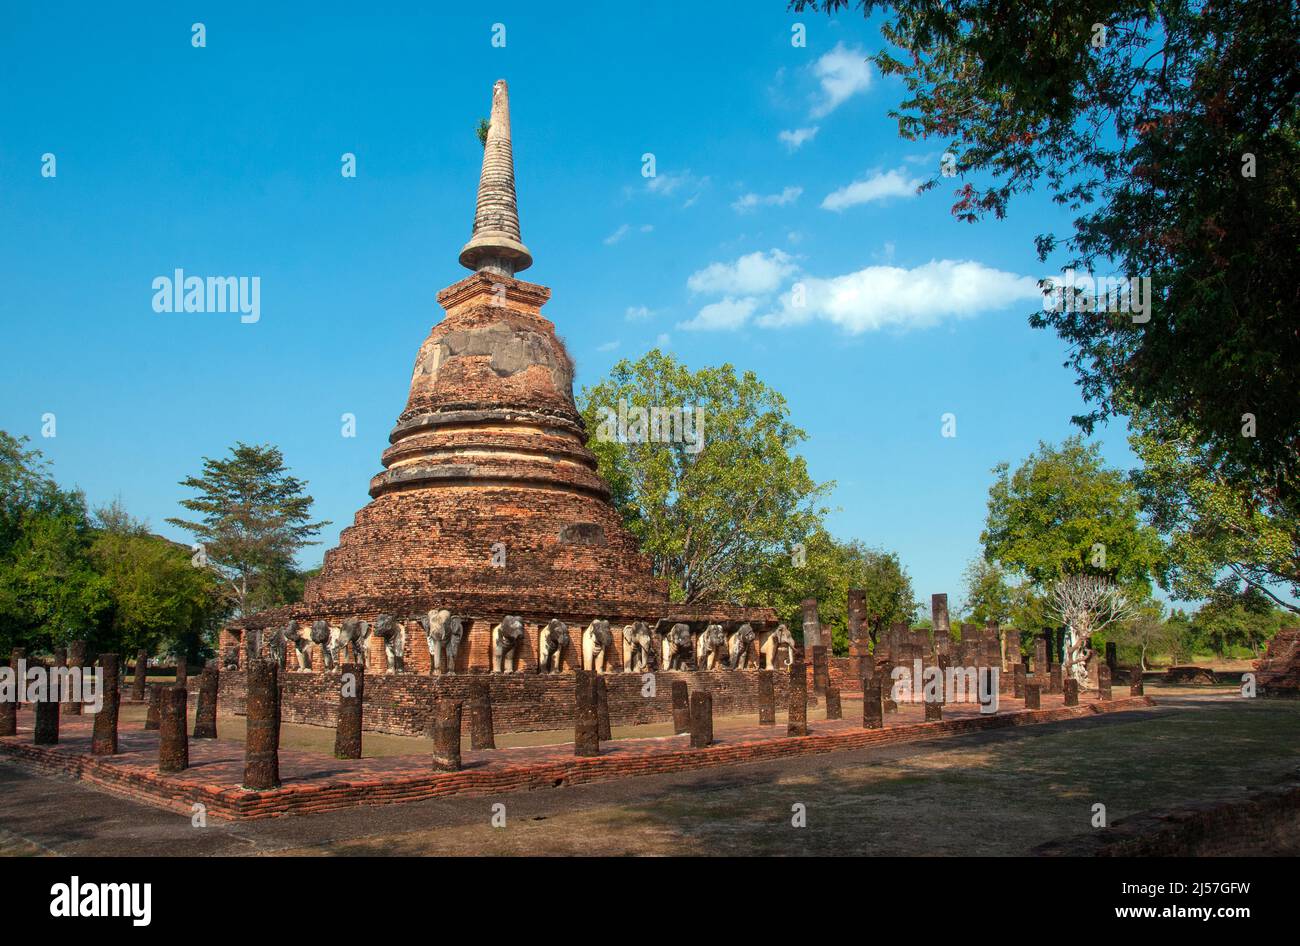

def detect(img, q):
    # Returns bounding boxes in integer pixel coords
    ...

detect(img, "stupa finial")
[459,79,533,276]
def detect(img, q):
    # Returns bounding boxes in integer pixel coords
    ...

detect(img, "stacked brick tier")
[229,269,775,655]
[1255,628,1300,696]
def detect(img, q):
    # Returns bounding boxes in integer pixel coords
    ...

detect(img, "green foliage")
[982,437,1160,590]
[960,557,1017,625]
[796,0,1300,509]
[1129,407,1300,616]
[476,118,490,147]
[578,349,831,604]
[166,442,329,616]
[1187,588,1289,659]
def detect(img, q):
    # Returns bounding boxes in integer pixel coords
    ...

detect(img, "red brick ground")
[0,693,1153,821]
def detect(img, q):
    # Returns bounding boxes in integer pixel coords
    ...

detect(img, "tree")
[1112,600,1173,671]
[1189,588,1287,659]
[794,1,1300,508]
[1129,407,1299,616]
[982,437,1161,588]
[578,349,831,604]
[90,502,225,662]
[1049,575,1139,683]
[960,557,1017,626]
[742,527,915,654]
[166,443,329,617]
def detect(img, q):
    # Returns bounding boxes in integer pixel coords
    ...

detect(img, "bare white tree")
[1049,575,1140,685]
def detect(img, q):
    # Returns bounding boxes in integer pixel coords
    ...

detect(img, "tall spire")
[459,79,533,276]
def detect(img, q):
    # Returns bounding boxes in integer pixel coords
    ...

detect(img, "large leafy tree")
[1129,406,1299,615]
[795,0,1300,507]
[166,443,329,617]
[578,349,831,604]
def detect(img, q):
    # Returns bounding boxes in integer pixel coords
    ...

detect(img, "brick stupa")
[231,80,774,672]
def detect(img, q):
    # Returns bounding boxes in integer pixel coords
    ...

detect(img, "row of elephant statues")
[245,614,798,676]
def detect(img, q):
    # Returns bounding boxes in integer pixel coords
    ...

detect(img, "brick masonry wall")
[216,669,791,737]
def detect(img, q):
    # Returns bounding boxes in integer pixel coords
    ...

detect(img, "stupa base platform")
[0,695,1156,821]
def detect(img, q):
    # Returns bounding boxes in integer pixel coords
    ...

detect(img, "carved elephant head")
[496,616,525,646]
[545,618,570,649]
[587,619,613,651]
[373,613,399,640]
[309,620,331,646]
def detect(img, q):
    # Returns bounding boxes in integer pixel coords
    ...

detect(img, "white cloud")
[757,259,1043,334]
[645,171,708,202]
[687,249,798,296]
[731,186,803,213]
[625,305,653,321]
[596,340,620,352]
[821,168,922,211]
[679,297,761,331]
[603,224,631,245]
[810,43,871,118]
[779,126,819,150]
[655,332,672,348]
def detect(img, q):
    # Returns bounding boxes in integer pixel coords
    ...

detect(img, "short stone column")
[1034,637,1048,675]
[595,675,612,741]
[429,700,463,772]
[144,687,162,730]
[0,648,24,737]
[1048,666,1063,695]
[1024,682,1042,709]
[1013,664,1027,699]
[862,682,883,729]
[333,663,364,759]
[243,659,281,790]
[1098,664,1112,700]
[757,669,775,725]
[924,677,943,721]
[63,640,86,716]
[1063,678,1079,707]
[91,653,120,755]
[689,691,713,748]
[193,662,219,739]
[881,660,898,713]
[1129,668,1144,696]
[810,645,829,697]
[670,680,690,735]
[158,687,189,773]
[132,650,148,701]
[824,686,842,720]
[468,676,495,750]
[174,655,188,690]
[787,661,808,736]
[574,670,600,757]
[34,695,59,745]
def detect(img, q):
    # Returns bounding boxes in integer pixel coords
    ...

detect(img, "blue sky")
[0,3,1147,611]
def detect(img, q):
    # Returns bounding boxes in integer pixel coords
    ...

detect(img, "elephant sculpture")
[420,609,464,675]
[492,615,526,672]
[761,624,796,670]
[662,623,694,670]
[266,621,295,669]
[582,619,614,673]
[537,619,569,673]
[372,613,404,673]
[728,623,757,669]
[696,624,728,670]
[285,623,312,671]
[310,620,335,670]
[332,617,372,669]
[622,621,654,673]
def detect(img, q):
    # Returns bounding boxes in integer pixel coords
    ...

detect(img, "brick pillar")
[333,663,363,759]
[243,659,281,790]
[574,670,600,757]
[863,682,883,729]
[824,686,842,720]
[670,680,690,735]
[1129,668,1144,696]
[174,655,188,690]
[193,662,219,739]
[63,640,86,716]
[787,661,808,736]
[689,691,713,748]
[1013,664,1026,699]
[429,700,463,772]
[1048,666,1063,695]
[757,670,775,725]
[931,593,951,641]
[91,653,120,756]
[144,687,162,730]
[468,676,495,750]
[34,693,59,745]
[0,648,23,737]
[811,644,829,697]
[1098,664,1112,701]
[1004,630,1021,671]
[800,598,822,651]
[881,660,898,713]
[1034,637,1048,675]
[847,588,865,641]
[158,687,189,773]
[1085,652,1100,690]
[132,650,147,701]
[1024,682,1042,710]
[595,675,612,741]
[1063,678,1079,707]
